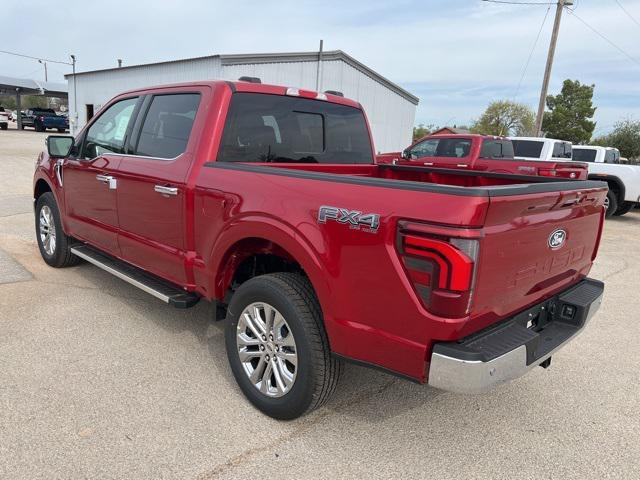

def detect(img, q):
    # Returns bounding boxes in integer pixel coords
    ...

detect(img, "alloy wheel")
[236,302,298,397]
[39,205,57,255]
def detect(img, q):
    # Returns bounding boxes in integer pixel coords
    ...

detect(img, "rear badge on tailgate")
[318,205,380,233]
[548,229,567,249]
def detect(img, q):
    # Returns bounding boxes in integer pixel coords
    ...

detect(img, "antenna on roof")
[238,76,261,83]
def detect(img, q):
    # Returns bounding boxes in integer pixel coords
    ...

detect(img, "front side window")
[217,93,373,164]
[572,149,597,162]
[480,140,514,159]
[135,93,201,159]
[410,138,472,159]
[512,140,544,158]
[82,97,138,159]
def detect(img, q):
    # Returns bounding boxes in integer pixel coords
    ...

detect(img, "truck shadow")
[70,263,448,423]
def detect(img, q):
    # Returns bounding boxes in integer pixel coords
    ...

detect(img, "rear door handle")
[96,174,117,189]
[154,185,178,196]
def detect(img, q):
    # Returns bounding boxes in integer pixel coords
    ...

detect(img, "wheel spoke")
[237,333,260,347]
[242,312,263,340]
[252,305,267,334]
[238,348,263,363]
[259,361,273,394]
[249,357,267,384]
[271,359,288,394]
[278,350,297,367]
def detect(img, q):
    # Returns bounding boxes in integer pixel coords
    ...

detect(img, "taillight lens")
[538,167,557,177]
[399,231,479,318]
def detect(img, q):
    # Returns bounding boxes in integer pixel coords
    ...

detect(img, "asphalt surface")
[1,126,639,479]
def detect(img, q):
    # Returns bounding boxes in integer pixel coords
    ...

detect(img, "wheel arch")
[589,173,625,202]
[207,219,333,337]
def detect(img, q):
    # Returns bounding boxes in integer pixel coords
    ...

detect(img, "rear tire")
[225,272,342,420]
[613,201,634,216]
[604,190,618,218]
[35,192,81,268]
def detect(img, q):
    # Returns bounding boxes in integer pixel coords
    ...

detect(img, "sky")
[2,0,639,135]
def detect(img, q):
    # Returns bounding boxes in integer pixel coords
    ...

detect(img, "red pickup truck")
[377,134,588,180]
[34,80,605,419]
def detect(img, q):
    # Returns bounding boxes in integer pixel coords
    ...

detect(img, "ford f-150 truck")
[572,145,640,217]
[377,134,588,180]
[22,108,68,132]
[34,80,606,419]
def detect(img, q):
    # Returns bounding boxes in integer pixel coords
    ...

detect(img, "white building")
[65,50,418,153]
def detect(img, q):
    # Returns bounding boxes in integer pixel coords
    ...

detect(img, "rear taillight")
[538,167,557,177]
[398,227,479,318]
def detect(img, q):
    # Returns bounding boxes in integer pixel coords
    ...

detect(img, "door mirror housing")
[402,148,411,159]
[47,135,74,158]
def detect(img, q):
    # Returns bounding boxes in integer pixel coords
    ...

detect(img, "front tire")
[225,273,342,420]
[35,192,80,267]
[604,189,618,218]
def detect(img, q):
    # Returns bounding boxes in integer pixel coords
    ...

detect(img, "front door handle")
[96,174,117,189]
[154,185,178,196]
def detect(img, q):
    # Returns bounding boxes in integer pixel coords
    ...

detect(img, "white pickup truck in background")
[573,146,640,217]
[0,108,9,130]
[509,136,573,162]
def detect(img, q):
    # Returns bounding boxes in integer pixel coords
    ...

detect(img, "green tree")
[593,119,640,160]
[470,100,535,136]
[542,79,596,144]
[412,123,436,141]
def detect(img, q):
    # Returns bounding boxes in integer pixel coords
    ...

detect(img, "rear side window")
[480,140,514,159]
[604,149,619,163]
[572,149,597,162]
[134,93,201,159]
[512,140,544,158]
[552,141,572,159]
[217,93,373,164]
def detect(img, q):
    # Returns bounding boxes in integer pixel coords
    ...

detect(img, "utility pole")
[316,39,323,92]
[534,0,572,136]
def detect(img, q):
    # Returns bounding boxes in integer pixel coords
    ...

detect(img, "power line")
[613,0,640,29]
[0,49,71,65]
[513,5,552,100]
[481,0,555,5]
[566,8,640,68]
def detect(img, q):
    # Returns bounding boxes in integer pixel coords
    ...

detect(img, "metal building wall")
[68,55,416,152]
[69,57,222,133]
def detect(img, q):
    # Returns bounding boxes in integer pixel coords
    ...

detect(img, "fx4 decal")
[317,205,380,233]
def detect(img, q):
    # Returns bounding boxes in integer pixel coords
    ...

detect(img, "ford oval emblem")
[548,229,567,249]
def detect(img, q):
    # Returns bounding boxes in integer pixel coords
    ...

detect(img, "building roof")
[431,126,471,135]
[0,75,67,97]
[64,50,419,105]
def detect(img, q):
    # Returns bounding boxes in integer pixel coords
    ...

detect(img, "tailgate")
[543,161,589,180]
[466,182,606,334]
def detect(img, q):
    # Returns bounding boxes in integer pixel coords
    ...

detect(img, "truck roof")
[115,80,363,109]
[508,136,571,144]
[573,145,619,152]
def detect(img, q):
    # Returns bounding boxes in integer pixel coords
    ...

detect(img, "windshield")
[217,93,373,164]
[512,140,544,158]
[572,149,597,162]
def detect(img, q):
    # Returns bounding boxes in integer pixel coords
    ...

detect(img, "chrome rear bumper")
[427,278,604,394]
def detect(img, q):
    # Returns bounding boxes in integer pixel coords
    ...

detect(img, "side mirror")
[47,135,74,158]
[402,149,411,159]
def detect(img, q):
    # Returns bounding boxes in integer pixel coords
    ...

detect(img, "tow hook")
[539,357,552,369]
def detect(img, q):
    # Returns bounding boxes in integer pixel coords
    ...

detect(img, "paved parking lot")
[1,128,639,479]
